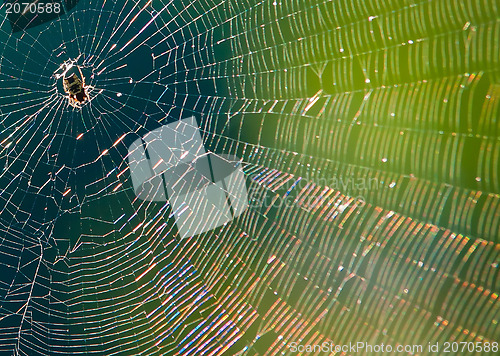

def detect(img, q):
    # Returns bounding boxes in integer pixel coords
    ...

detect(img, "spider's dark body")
[63,69,88,107]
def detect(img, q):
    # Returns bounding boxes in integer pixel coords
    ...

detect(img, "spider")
[63,66,89,108]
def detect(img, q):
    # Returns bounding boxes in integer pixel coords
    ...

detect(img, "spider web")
[0,0,499,355]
